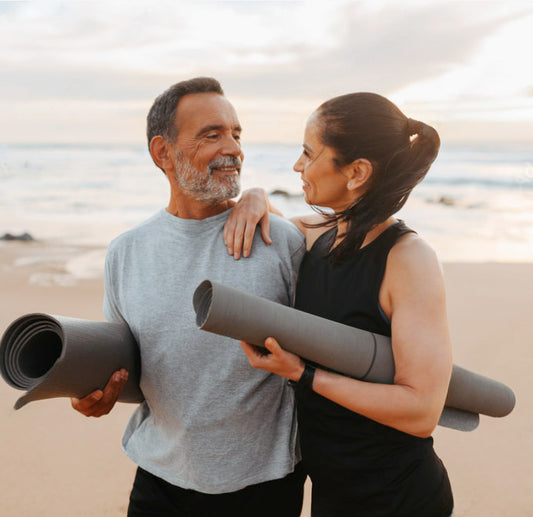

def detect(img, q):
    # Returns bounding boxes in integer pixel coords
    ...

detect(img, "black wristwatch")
[288,363,316,392]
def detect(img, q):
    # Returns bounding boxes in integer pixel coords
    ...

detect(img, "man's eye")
[233,134,241,141]
[206,134,218,140]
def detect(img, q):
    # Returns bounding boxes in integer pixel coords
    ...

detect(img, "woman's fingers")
[223,188,272,259]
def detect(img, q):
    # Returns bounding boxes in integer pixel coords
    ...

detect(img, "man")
[71,77,306,516]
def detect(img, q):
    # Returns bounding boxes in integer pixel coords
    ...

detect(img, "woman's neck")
[335,217,397,250]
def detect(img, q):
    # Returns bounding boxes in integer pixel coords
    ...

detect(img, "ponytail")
[308,93,440,263]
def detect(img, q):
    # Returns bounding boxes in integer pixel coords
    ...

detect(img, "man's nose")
[221,135,242,156]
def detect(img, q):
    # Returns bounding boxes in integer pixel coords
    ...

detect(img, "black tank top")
[294,221,453,517]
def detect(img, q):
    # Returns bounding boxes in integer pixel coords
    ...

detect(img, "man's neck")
[166,196,235,220]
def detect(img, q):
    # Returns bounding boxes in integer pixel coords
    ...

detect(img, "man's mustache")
[208,156,242,175]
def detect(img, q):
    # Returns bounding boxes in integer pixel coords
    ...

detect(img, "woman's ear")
[346,159,373,191]
[149,136,174,174]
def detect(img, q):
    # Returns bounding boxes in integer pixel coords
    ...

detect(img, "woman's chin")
[303,191,315,205]
[304,193,324,208]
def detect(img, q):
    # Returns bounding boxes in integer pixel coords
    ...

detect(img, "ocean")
[1,142,532,277]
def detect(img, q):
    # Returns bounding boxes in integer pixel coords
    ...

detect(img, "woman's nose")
[293,155,304,173]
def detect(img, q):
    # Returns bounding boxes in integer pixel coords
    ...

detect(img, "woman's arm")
[223,188,274,259]
[224,188,327,258]
[241,235,452,438]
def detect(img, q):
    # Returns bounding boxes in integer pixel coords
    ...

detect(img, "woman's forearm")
[311,367,448,438]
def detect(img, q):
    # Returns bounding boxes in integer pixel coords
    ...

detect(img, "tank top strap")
[309,226,336,255]
[369,220,416,255]
[309,220,414,257]
[364,220,416,323]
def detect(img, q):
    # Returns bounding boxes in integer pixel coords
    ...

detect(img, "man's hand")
[71,369,128,417]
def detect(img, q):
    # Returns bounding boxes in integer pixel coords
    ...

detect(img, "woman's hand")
[240,337,305,381]
[224,188,272,260]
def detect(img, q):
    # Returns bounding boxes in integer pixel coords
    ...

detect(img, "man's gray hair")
[146,77,224,147]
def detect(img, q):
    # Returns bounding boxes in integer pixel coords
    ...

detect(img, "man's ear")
[346,159,373,191]
[149,136,174,174]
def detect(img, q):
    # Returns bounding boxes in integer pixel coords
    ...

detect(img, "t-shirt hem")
[123,446,299,494]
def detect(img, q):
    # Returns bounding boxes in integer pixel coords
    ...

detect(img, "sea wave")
[1,142,532,264]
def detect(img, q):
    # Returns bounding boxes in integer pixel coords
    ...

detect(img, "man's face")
[170,92,244,204]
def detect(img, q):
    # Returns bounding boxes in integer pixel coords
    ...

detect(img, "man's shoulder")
[266,215,305,266]
[269,214,304,243]
[108,210,164,252]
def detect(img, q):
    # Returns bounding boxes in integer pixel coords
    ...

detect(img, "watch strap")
[288,363,316,391]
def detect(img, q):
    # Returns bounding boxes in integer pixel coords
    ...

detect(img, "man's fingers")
[71,369,128,417]
[101,369,128,404]
[71,390,104,414]
[105,369,129,391]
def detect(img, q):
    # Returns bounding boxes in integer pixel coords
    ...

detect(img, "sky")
[1,0,532,145]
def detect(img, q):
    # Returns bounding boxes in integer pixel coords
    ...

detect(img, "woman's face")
[293,112,357,212]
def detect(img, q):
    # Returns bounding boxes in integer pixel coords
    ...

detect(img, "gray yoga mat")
[0,313,143,409]
[193,280,516,431]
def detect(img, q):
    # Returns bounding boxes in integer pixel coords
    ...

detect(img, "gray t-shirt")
[104,208,305,494]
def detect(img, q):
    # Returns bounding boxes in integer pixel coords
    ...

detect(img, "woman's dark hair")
[313,92,440,262]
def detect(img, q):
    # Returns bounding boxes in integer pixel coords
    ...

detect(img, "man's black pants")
[127,463,306,517]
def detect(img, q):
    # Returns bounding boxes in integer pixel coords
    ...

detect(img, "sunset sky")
[1,0,532,144]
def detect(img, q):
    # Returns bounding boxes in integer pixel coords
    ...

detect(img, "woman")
[226,92,454,516]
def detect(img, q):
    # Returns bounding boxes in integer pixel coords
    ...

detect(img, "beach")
[0,240,532,516]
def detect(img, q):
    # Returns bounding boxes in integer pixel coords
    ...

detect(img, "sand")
[0,240,531,516]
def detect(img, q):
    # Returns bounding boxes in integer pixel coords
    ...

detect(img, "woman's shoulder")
[380,230,446,322]
[389,231,438,263]
[386,231,444,290]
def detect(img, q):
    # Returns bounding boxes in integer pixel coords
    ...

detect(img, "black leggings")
[127,463,306,517]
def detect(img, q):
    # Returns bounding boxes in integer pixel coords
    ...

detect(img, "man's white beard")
[174,151,241,205]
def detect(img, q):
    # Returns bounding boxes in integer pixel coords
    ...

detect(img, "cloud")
[1,0,531,143]
[219,2,528,99]
[1,0,524,102]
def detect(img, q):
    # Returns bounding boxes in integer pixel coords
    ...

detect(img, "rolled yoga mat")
[0,313,143,409]
[193,280,516,431]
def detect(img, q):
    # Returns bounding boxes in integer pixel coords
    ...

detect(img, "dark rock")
[0,232,36,241]
[269,189,303,199]
[269,189,291,197]
[426,196,456,207]
[437,196,455,206]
